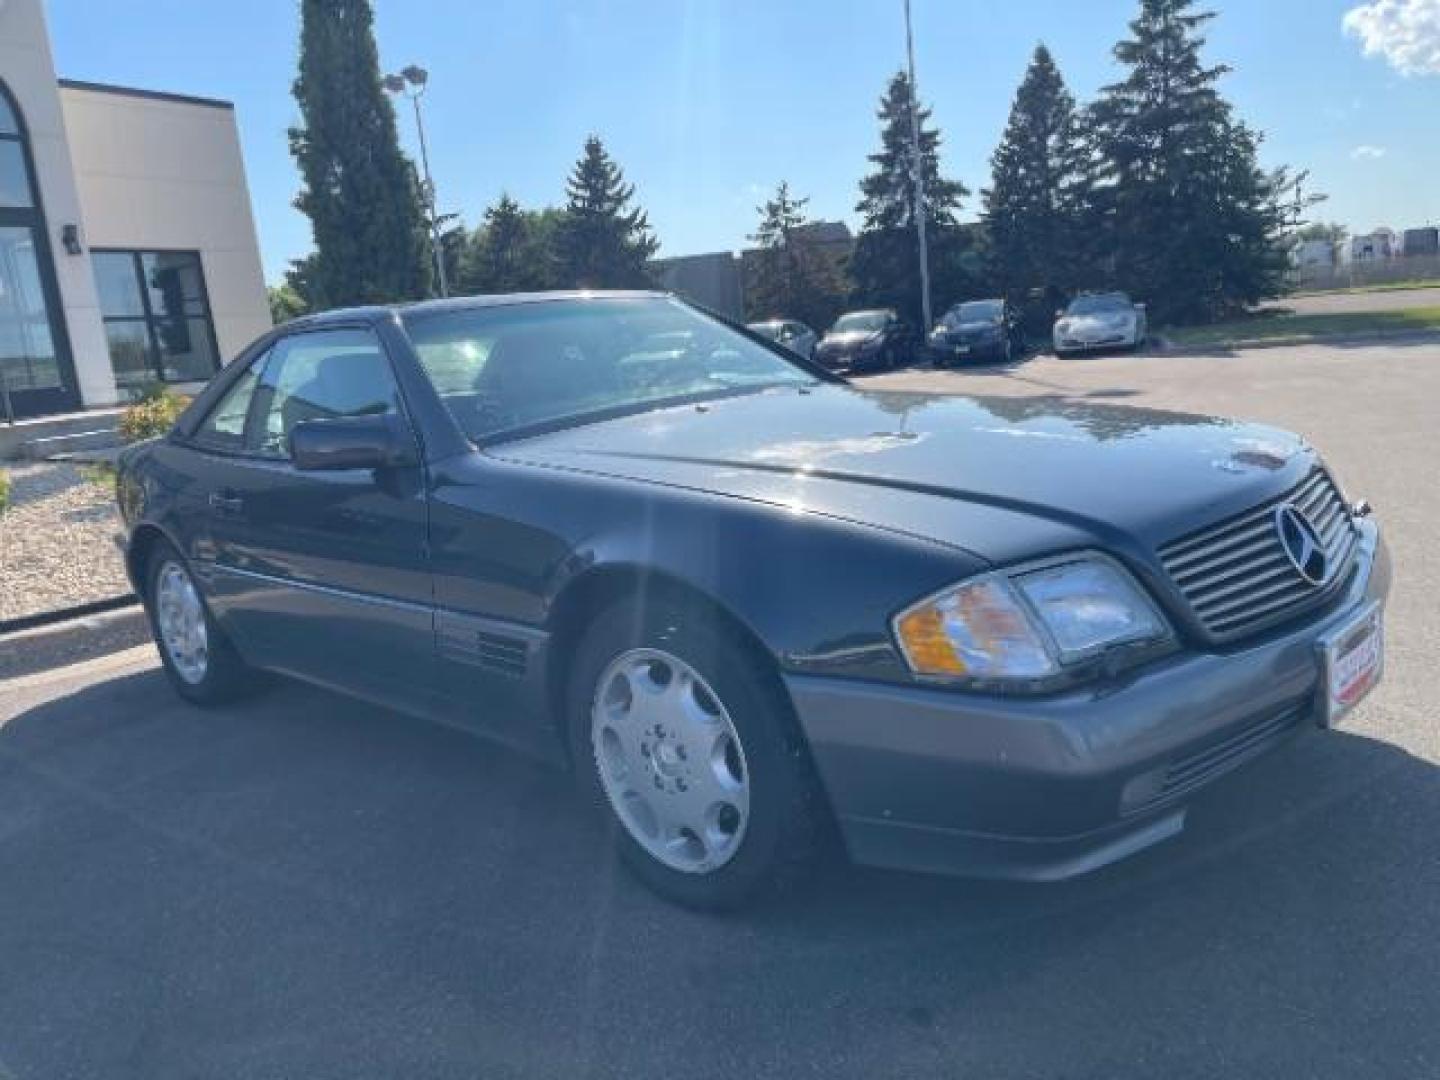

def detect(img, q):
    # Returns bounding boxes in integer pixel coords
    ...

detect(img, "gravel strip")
[0,461,131,623]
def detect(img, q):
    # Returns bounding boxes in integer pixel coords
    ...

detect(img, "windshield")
[947,300,1003,324]
[1067,295,1132,316]
[833,312,887,333]
[403,297,814,441]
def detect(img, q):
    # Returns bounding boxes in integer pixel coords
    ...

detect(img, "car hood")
[488,385,1314,562]
[819,331,879,349]
[1059,312,1134,333]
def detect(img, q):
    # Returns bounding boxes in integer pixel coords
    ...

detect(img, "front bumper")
[815,344,884,370]
[785,520,1389,881]
[929,336,1005,362]
[1055,327,1136,352]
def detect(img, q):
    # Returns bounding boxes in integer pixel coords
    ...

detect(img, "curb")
[0,604,151,685]
[0,594,139,637]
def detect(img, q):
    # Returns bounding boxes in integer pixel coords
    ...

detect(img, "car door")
[195,325,436,711]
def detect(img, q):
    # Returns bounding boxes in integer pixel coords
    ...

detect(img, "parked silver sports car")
[1053,292,1148,356]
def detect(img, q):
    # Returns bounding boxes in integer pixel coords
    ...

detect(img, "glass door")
[0,224,77,418]
[1,83,79,420]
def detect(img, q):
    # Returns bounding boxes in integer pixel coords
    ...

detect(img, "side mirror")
[290,414,411,472]
[1055,309,1066,320]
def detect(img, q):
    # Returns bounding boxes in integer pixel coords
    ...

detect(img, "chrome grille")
[1159,469,1359,641]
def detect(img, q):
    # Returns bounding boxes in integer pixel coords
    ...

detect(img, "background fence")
[1287,254,1440,294]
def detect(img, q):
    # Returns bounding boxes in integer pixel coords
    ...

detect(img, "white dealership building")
[0,0,269,420]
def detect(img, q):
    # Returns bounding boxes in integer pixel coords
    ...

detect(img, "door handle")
[209,491,244,516]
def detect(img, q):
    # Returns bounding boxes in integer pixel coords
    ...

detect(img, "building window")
[92,250,220,393]
[0,92,36,209]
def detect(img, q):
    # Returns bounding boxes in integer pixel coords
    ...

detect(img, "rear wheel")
[145,541,260,705]
[568,598,825,910]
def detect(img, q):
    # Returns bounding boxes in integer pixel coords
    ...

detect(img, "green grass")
[79,463,117,492]
[0,469,9,514]
[1288,279,1440,298]
[1166,306,1440,347]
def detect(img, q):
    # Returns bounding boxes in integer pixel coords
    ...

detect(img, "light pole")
[384,64,449,298]
[903,0,933,333]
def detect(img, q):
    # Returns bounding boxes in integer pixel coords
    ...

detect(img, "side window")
[248,329,400,460]
[192,353,265,453]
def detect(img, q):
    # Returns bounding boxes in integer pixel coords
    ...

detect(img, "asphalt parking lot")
[3,337,1438,1078]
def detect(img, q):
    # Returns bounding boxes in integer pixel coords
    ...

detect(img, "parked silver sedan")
[1053,292,1148,356]
[746,319,818,360]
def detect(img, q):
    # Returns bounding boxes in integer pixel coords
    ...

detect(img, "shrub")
[119,385,192,443]
[0,469,9,514]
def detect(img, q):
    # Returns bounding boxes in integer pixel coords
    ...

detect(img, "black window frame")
[189,346,270,455]
[186,325,415,464]
[93,247,222,391]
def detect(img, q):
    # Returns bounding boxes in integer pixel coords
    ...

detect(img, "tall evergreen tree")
[745,182,847,330]
[982,45,1091,316]
[850,72,971,326]
[459,195,564,294]
[555,137,659,288]
[1088,0,1294,323]
[288,0,430,309]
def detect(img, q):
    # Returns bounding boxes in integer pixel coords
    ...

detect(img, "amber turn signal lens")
[895,605,967,676]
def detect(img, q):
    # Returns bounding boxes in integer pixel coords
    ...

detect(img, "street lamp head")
[401,65,429,88]
[381,74,406,95]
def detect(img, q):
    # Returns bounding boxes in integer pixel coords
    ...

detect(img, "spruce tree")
[555,137,659,289]
[982,45,1090,316]
[288,0,430,309]
[851,72,971,326]
[746,182,846,330]
[461,195,532,294]
[1088,0,1294,323]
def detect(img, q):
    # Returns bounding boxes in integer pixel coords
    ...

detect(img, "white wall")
[0,0,116,408]
[60,84,272,369]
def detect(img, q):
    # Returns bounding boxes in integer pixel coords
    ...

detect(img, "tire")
[567,597,826,910]
[144,540,261,705]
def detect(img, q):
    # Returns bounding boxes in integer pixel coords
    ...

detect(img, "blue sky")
[46,0,1440,284]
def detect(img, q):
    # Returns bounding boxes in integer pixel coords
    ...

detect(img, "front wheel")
[145,541,260,705]
[568,599,825,910]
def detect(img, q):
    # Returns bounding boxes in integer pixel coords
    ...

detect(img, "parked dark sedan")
[812,308,910,372]
[927,297,1024,365]
[118,291,1389,910]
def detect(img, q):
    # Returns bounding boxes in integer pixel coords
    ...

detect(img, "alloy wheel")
[155,560,209,685]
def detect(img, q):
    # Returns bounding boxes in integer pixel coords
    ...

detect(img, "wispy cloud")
[1351,144,1388,159]
[1343,0,1440,76]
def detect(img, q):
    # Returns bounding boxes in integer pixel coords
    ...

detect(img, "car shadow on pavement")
[1,670,1436,1078]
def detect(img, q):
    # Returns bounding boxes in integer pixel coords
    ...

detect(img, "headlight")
[893,556,1168,684]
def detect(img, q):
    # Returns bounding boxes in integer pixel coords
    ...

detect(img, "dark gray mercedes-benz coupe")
[116,291,1389,909]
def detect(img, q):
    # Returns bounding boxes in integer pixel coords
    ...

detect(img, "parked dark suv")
[813,309,911,372]
[117,291,1388,910]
